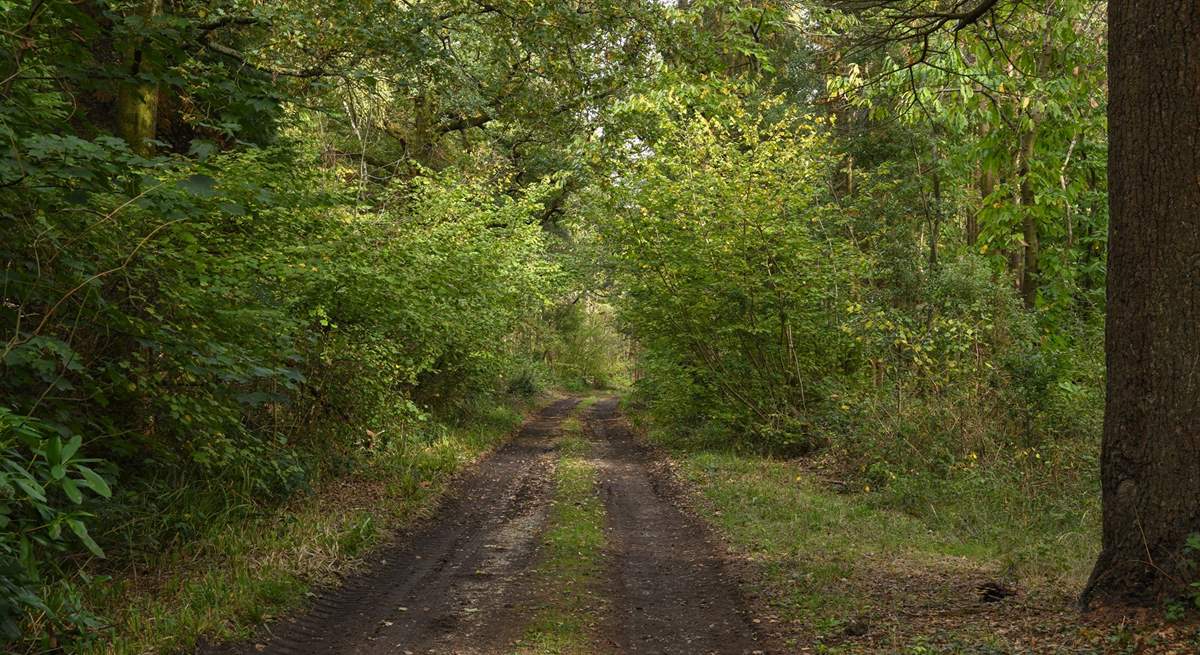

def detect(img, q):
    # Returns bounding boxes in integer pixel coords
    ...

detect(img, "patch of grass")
[77,401,531,655]
[662,447,975,617]
[514,400,607,654]
[628,396,1200,653]
[631,411,1112,652]
[869,456,1099,583]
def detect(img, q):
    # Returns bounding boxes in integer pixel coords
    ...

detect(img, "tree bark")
[1017,127,1039,310]
[115,0,163,156]
[969,125,994,247]
[1082,0,1200,607]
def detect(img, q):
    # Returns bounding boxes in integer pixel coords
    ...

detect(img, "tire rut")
[204,397,579,655]
[204,397,770,655]
[586,398,768,655]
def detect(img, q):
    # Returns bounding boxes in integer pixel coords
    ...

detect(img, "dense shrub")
[601,89,1104,491]
[602,92,864,453]
[0,131,571,641]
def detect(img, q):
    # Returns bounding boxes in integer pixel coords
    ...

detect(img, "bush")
[603,91,862,452]
[0,409,111,642]
[0,132,570,645]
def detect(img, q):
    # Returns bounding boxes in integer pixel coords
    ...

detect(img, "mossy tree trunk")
[116,0,162,156]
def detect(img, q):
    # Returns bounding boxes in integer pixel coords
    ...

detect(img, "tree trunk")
[846,153,855,197]
[928,141,942,271]
[1082,0,1200,607]
[1017,127,1039,309]
[115,0,162,156]
[969,125,994,247]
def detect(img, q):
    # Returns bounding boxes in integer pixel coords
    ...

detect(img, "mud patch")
[204,397,775,655]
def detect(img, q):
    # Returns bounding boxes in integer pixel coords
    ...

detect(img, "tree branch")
[835,0,1006,48]
[200,39,328,78]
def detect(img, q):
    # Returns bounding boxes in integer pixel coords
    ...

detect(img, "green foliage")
[827,0,1108,315]
[0,129,568,639]
[0,0,1114,647]
[1,1,591,639]
[1165,534,1200,620]
[602,90,864,452]
[591,0,1109,494]
[0,409,112,641]
[591,18,1108,622]
[536,302,630,391]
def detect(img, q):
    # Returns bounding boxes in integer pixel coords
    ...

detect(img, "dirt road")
[212,397,766,654]
[588,398,764,654]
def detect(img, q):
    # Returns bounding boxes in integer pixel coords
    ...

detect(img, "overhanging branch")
[834,0,1005,48]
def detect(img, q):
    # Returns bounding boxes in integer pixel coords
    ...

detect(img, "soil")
[204,396,767,654]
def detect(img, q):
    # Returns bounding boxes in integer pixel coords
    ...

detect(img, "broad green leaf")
[14,478,46,503]
[68,519,105,558]
[76,465,112,498]
[61,434,83,462]
[179,173,217,197]
[46,436,63,466]
[62,478,83,504]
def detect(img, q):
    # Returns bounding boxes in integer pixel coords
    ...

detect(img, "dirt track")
[588,398,765,654]
[209,397,766,654]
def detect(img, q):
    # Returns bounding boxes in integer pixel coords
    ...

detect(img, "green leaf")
[46,436,63,465]
[188,139,218,161]
[61,434,83,462]
[50,464,66,480]
[62,478,83,504]
[14,478,46,503]
[179,173,217,197]
[76,465,112,498]
[1187,533,1200,553]
[68,519,105,558]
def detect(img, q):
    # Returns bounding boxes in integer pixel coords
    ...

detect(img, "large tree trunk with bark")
[1083,0,1200,607]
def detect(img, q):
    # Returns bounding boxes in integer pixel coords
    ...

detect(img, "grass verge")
[513,397,607,655]
[632,410,1200,654]
[75,400,533,655]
